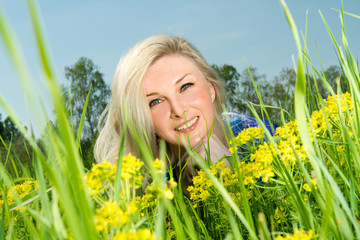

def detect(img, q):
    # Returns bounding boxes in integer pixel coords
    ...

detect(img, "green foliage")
[212,64,241,110]
[0,115,33,178]
[0,114,21,142]
[63,57,110,139]
[1,0,360,239]
[214,64,346,126]
[80,133,98,170]
[62,57,110,167]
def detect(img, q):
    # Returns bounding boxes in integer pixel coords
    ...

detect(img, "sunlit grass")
[1,0,360,239]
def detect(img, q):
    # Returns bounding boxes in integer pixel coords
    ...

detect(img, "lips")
[176,116,199,132]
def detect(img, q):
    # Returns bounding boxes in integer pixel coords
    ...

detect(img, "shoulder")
[222,111,258,136]
[222,111,278,137]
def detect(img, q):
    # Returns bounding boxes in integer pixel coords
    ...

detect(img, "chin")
[177,138,198,148]
[175,131,207,148]
[189,137,205,148]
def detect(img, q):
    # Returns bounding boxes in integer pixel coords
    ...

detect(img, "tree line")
[216,64,345,124]
[0,57,346,169]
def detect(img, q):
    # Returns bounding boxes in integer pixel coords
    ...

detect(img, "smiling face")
[143,54,216,147]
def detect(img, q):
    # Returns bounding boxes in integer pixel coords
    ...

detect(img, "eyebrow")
[145,73,191,97]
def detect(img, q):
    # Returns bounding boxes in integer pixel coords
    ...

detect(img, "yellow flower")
[167,178,177,188]
[152,159,163,170]
[228,127,265,153]
[121,154,144,188]
[303,195,308,202]
[85,154,144,195]
[303,183,311,192]
[112,228,155,240]
[2,180,39,205]
[275,229,315,240]
[311,179,317,189]
[240,142,276,184]
[14,180,37,198]
[126,201,138,215]
[95,201,128,233]
[15,206,27,212]
[164,189,174,200]
[85,161,116,196]
[188,161,252,203]
[228,140,238,155]
[135,190,157,212]
[274,207,287,224]
[303,179,317,192]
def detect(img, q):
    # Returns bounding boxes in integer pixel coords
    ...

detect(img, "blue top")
[222,111,278,138]
[222,111,278,160]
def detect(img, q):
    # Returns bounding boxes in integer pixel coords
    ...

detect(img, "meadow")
[1,0,360,239]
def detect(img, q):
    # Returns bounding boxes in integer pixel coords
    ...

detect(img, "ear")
[210,83,216,102]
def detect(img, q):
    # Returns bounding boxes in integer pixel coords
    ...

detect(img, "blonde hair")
[94,34,226,164]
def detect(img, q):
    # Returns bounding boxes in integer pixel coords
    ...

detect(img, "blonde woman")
[94,35,276,192]
[94,34,234,191]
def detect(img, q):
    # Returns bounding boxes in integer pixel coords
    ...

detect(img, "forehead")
[150,54,200,73]
[143,54,203,86]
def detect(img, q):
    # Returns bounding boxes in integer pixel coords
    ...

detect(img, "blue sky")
[0,0,359,136]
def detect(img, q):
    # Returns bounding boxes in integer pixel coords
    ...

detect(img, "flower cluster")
[228,126,264,154]
[227,122,303,186]
[95,200,129,232]
[229,93,354,186]
[85,153,144,196]
[241,119,308,185]
[134,176,177,219]
[309,92,353,139]
[85,161,116,196]
[241,142,276,184]
[187,161,242,204]
[275,229,315,240]
[135,189,157,216]
[112,228,154,240]
[274,206,287,224]
[120,153,144,188]
[303,179,317,192]
[94,199,155,239]
[308,93,356,169]
[151,158,164,174]
[0,180,38,208]
[274,120,308,165]
[85,156,178,238]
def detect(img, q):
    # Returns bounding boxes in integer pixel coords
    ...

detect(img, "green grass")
[1,0,360,239]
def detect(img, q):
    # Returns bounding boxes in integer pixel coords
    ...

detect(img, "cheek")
[151,111,162,132]
[190,88,214,117]
[150,105,170,134]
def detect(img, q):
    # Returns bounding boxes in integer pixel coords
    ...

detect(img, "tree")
[212,64,241,111]
[0,115,33,175]
[324,65,346,93]
[0,113,4,139]
[0,115,21,142]
[63,57,110,139]
[272,67,296,107]
[266,67,296,124]
[63,57,111,167]
[238,66,267,115]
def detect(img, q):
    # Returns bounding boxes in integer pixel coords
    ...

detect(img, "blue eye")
[149,99,162,107]
[180,83,193,92]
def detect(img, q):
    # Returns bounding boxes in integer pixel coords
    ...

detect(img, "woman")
[94,35,251,192]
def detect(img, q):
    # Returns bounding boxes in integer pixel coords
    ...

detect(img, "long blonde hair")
[94,34,226,164]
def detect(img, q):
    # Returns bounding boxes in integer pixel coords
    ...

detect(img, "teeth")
[177,117,198,131]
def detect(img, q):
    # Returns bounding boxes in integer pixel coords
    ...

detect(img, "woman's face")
[143,54,216,147]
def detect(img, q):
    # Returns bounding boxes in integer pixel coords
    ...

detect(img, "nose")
[169,96,184,119]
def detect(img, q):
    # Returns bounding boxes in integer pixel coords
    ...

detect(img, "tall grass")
[1,0,360,239]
